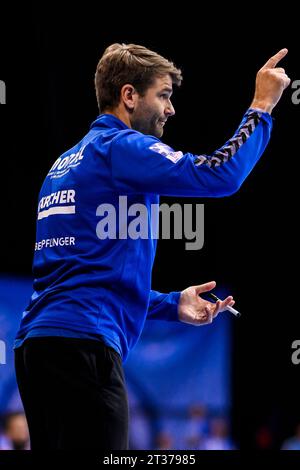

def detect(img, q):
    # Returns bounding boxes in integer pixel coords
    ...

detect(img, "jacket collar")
[90,113,129,131]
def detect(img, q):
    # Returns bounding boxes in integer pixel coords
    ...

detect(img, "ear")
[120,84,138,111]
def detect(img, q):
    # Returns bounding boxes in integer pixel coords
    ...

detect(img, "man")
[0,412,30,450]
[14,43,290,450]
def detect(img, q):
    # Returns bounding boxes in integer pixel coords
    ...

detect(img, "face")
[130,75,175,138]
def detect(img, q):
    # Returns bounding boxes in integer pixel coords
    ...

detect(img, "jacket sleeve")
[146,289,181,321]
[109,108,272,197]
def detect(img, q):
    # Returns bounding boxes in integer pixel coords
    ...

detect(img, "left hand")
[178,281,235,326]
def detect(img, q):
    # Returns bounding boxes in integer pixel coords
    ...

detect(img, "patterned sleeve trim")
[194,110,263,168]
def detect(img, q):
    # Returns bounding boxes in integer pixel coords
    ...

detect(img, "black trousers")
[14,337,129,450]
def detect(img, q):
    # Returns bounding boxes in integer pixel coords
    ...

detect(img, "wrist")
[249,99,273,114]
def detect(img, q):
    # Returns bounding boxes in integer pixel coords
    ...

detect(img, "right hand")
[250,48,291,114]
[178,281,235,326]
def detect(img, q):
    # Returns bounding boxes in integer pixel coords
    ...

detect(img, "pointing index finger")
[261,48,288,70]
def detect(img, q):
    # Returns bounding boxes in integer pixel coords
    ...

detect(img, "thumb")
[195,281,216,295]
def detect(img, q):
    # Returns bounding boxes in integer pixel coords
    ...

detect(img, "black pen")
[208,293,241,318]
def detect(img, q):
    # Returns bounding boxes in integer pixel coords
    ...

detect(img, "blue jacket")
[15,110,272,361]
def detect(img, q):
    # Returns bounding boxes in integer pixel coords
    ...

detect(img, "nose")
[165,99,175,117]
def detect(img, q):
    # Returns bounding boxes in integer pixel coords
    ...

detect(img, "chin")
[155,128,164,138]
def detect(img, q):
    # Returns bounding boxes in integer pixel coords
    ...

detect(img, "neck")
[104,106,132,129]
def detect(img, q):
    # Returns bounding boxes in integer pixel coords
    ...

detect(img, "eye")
[160,94,169,99]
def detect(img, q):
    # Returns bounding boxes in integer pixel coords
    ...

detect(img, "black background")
[0,4,299,449]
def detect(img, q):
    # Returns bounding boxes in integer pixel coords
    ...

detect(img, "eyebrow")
[160,87,173,94]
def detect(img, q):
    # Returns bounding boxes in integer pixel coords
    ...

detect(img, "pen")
[208,293,241,318]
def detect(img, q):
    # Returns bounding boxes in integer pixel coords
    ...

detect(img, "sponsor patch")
[149,143,183,163]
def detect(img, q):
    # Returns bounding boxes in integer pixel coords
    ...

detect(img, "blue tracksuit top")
[14,109,272,361]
